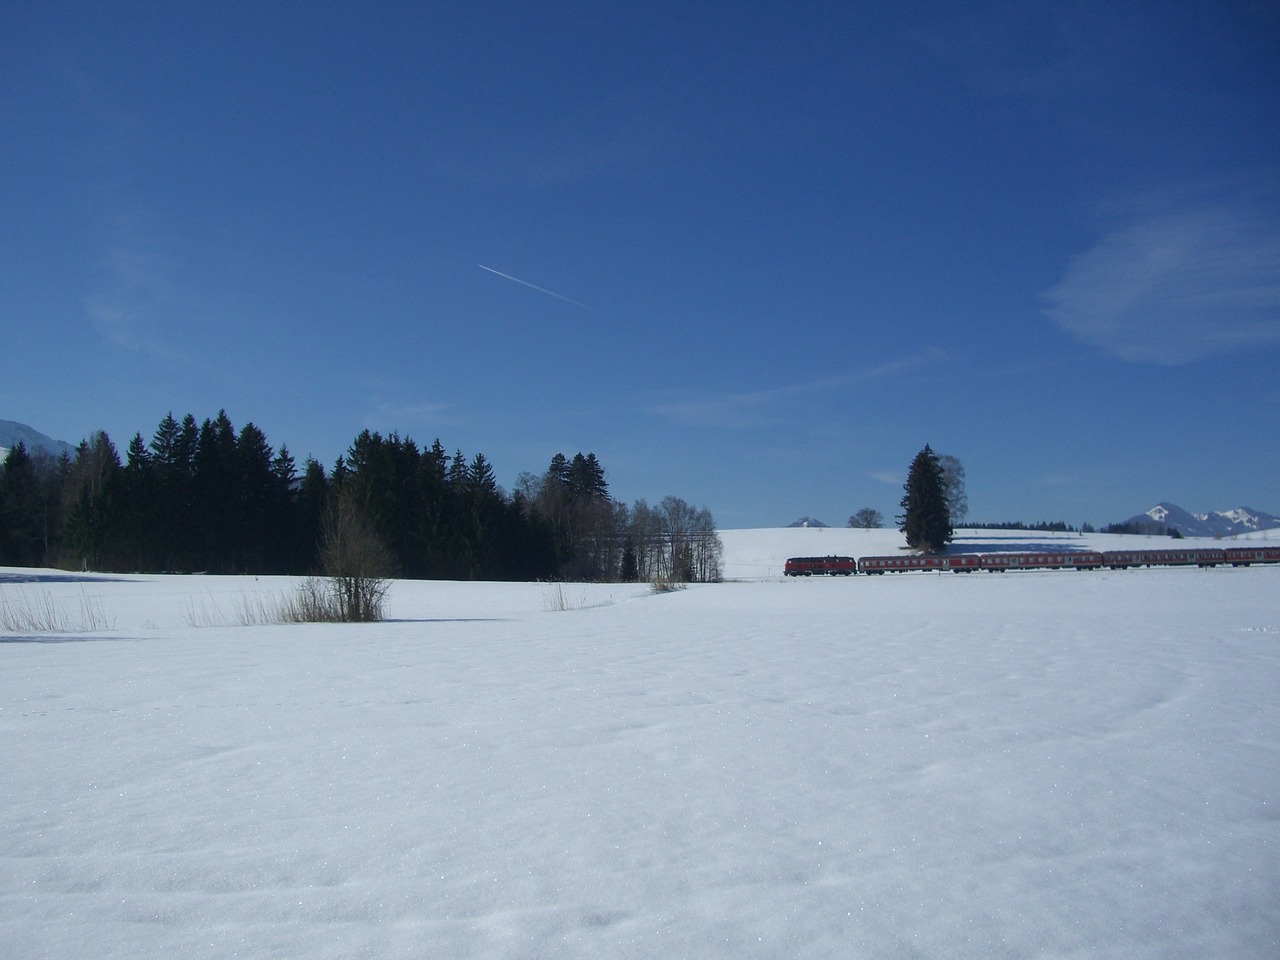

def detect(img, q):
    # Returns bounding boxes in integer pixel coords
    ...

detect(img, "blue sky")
[3,1,1277,529]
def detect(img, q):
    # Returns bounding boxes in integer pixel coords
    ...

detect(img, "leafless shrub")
[318,492,396,622]
[181,594,227,627]
[650,577,687,594]
[275,577,347,623]
[542,583,596,611]
[234,591,276,626]
[0,587,114,632]
[181,579,350,627]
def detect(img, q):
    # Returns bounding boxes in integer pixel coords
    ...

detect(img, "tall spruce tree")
[0,443,42,565]
[121,433,156,569]
[150,413,196,571]
[897,444,953,553]
[568,452,608,503]
[193,411,239,572]
[235,422,278,573]
[295,457,330,572]
[61,433,123,570]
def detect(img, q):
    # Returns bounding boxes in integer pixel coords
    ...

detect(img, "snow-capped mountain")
[0,419,77,461]
[787,516,829,528]
[1122,502,1280,538]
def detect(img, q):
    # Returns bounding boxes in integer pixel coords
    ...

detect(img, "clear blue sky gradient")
[3,1,1277,528]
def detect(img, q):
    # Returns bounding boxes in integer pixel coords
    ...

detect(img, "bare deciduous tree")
[937,454,968,524]
[848,508,884,529]
[319,490,396,621]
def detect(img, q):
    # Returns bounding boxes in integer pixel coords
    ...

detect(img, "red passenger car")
[981,552,1105,572]
[1223,546,1280,566]
[1103,549,1224,569]
[857,555,949,574]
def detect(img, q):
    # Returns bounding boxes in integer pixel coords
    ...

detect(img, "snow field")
[1,543,1278,958]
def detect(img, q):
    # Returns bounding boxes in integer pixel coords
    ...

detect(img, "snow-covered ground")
[2,530,1278,958]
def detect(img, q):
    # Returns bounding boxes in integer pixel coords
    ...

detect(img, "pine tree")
[416,441,450,577]
[539,452,615,579]
[151,413,179,466]
[149,413,198,571]
[620,538,639,582]
[897,444,953,553]
[568,452,608,503]
[0,443,42,565]
[121,433,156,569]
[467,453,497,495]
[193,411,239,571]
[236,422,278,573]
[295,457,330,572]
[546,453,571,496]
[61,433,123,570]
[271,445,297,492]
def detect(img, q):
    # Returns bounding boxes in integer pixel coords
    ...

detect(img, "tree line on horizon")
[0,411,722,583]
[954,520,1097,533]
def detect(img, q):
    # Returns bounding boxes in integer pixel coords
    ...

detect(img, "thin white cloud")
[648,351,946,428]
[83,212,188,361]
[648,386,783,430]
[434,108,676,189]
[1044,197,1280,364]
[363,397,457,434]
[907,3,1137,101]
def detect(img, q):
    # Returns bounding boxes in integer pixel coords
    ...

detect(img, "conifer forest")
[0,411,722,583]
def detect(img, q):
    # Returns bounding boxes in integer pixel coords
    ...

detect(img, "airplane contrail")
[477,263,588,309]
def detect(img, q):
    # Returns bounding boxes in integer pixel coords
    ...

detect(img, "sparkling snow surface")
[2,530,1278,958]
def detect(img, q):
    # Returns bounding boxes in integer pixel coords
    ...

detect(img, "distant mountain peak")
[0,419,77,461]
[1126,502,1279,537]
[788,516,829,528]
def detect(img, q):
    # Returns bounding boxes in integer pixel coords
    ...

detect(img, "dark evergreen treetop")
[467,453,497,495]
[547,453,571,489]
[0,442,41,566]
[897,444,953,553]
[568,452,608,503]
[151,413,179,466]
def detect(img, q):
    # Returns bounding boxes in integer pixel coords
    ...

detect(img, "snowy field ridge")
[717,524,1278,580]
[2,529,1278,958]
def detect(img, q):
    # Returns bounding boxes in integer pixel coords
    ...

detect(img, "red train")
[785,546,1280,576]
[784,556,858,576]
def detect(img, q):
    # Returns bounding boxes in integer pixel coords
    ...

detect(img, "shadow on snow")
[0,572,128,585]
[945,539,1096,555]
